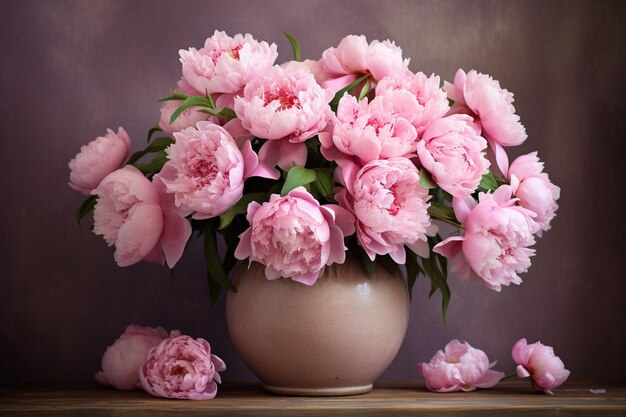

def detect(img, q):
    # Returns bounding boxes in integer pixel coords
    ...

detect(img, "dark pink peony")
[139,335,226,400]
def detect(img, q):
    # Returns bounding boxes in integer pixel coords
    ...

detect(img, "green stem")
[430,215,464,229]
[501,372,518,381]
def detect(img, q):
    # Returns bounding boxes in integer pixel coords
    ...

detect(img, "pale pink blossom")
[281,59,329,86]
[139,335,226,400]
[320,35,407,92]
[234,187,355,285]
[434,186,537,291]
[92,166,164,267]
[159,100,214,138]
[160,121,275,220]
[68,127,131,195]
[419,340,504,393]
[174,76,203,96]
[445,69,527,147]
[508,152,560,236]
[179,30,277,95]
[512,338,570,395]
[376,69,449,133]
[336,158,434,263]
[95,325,172,390]
[145,175,194,268]
[92,166,191,268]
[322,95,417,165]
[417,115,490,198]
[234,66,333,170]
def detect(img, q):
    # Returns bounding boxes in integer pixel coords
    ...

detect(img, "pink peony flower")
[92,166,191,268]
[179,30,277,95]
[376,69,449,133]
[323,95,418,165]
[159,100,214,138]
[159,121,274,220]
[417,114,490,198]
[512,338,570,395]
[445,69,527,147]
[234,65,334,170]
[419,340,504,392]
[92,166,165,267]
[139,335,226,400]
[95,325,172,390]
[434,186,537,291]
[234,187,355,285]
[68,127,131,195]
[281,59,329,86]
[336,158,434,263]
[508,152,560,236]
[320,35,407,92]
[174,76,203,96]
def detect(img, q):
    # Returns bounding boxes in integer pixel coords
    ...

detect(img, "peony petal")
[211,354,227,372]
[516,365,531,378]
[160,209,192,269]
[277,141,308,171]
[322,73,359,93]
[491,141,510,178]
[452,196,475,224]
[407,239,430,259]
[433,236,464,259]
[234,228,253,260]
[475,369,505,389]
[292,270,322,285]
[241,139,280,180]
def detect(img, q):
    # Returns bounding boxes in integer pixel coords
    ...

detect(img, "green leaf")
[205,90,215,108]
[158,92,188,102]
[127,137,174,165]
[219,192,266,230]
[75,195,97,227]
[267,181,284,198]
[419,168,437,189]
[198,106,237,122]
[282,31,301,61]
[358,79,372,101]
[422,236,451,322]
[447,98,455,107]
[132,151,168,177]
[478,171,499,192]
[217,107,236,122]
[312,169,335,200]
[428,202,456,221]
[169,96,214,124]
[329,74,370,112]
[206,270,222,306]
[281,166,317,196]
[204,221,236,292]
[405,247,422,298]
[146,125,163,143]
[358,247,375,276]
[377,254,399,275]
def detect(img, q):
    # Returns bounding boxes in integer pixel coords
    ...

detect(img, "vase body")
[226,257,410,396]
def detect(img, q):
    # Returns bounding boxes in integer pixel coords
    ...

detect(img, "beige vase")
[226,257,410,396]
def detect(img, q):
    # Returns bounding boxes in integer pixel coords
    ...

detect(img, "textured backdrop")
[1,0,625,386]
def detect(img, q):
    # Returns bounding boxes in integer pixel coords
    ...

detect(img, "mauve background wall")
[1,0,625,387]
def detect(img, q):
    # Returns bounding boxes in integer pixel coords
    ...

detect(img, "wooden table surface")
[1,381,624,416]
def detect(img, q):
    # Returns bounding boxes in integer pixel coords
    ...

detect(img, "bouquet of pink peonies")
[69,31,559,315]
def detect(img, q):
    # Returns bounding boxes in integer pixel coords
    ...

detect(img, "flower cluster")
[96,325,225,400]
[69,31,560,311]
[419,339,569,395]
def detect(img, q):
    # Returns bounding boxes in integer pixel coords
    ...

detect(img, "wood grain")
[1,381,624,416]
